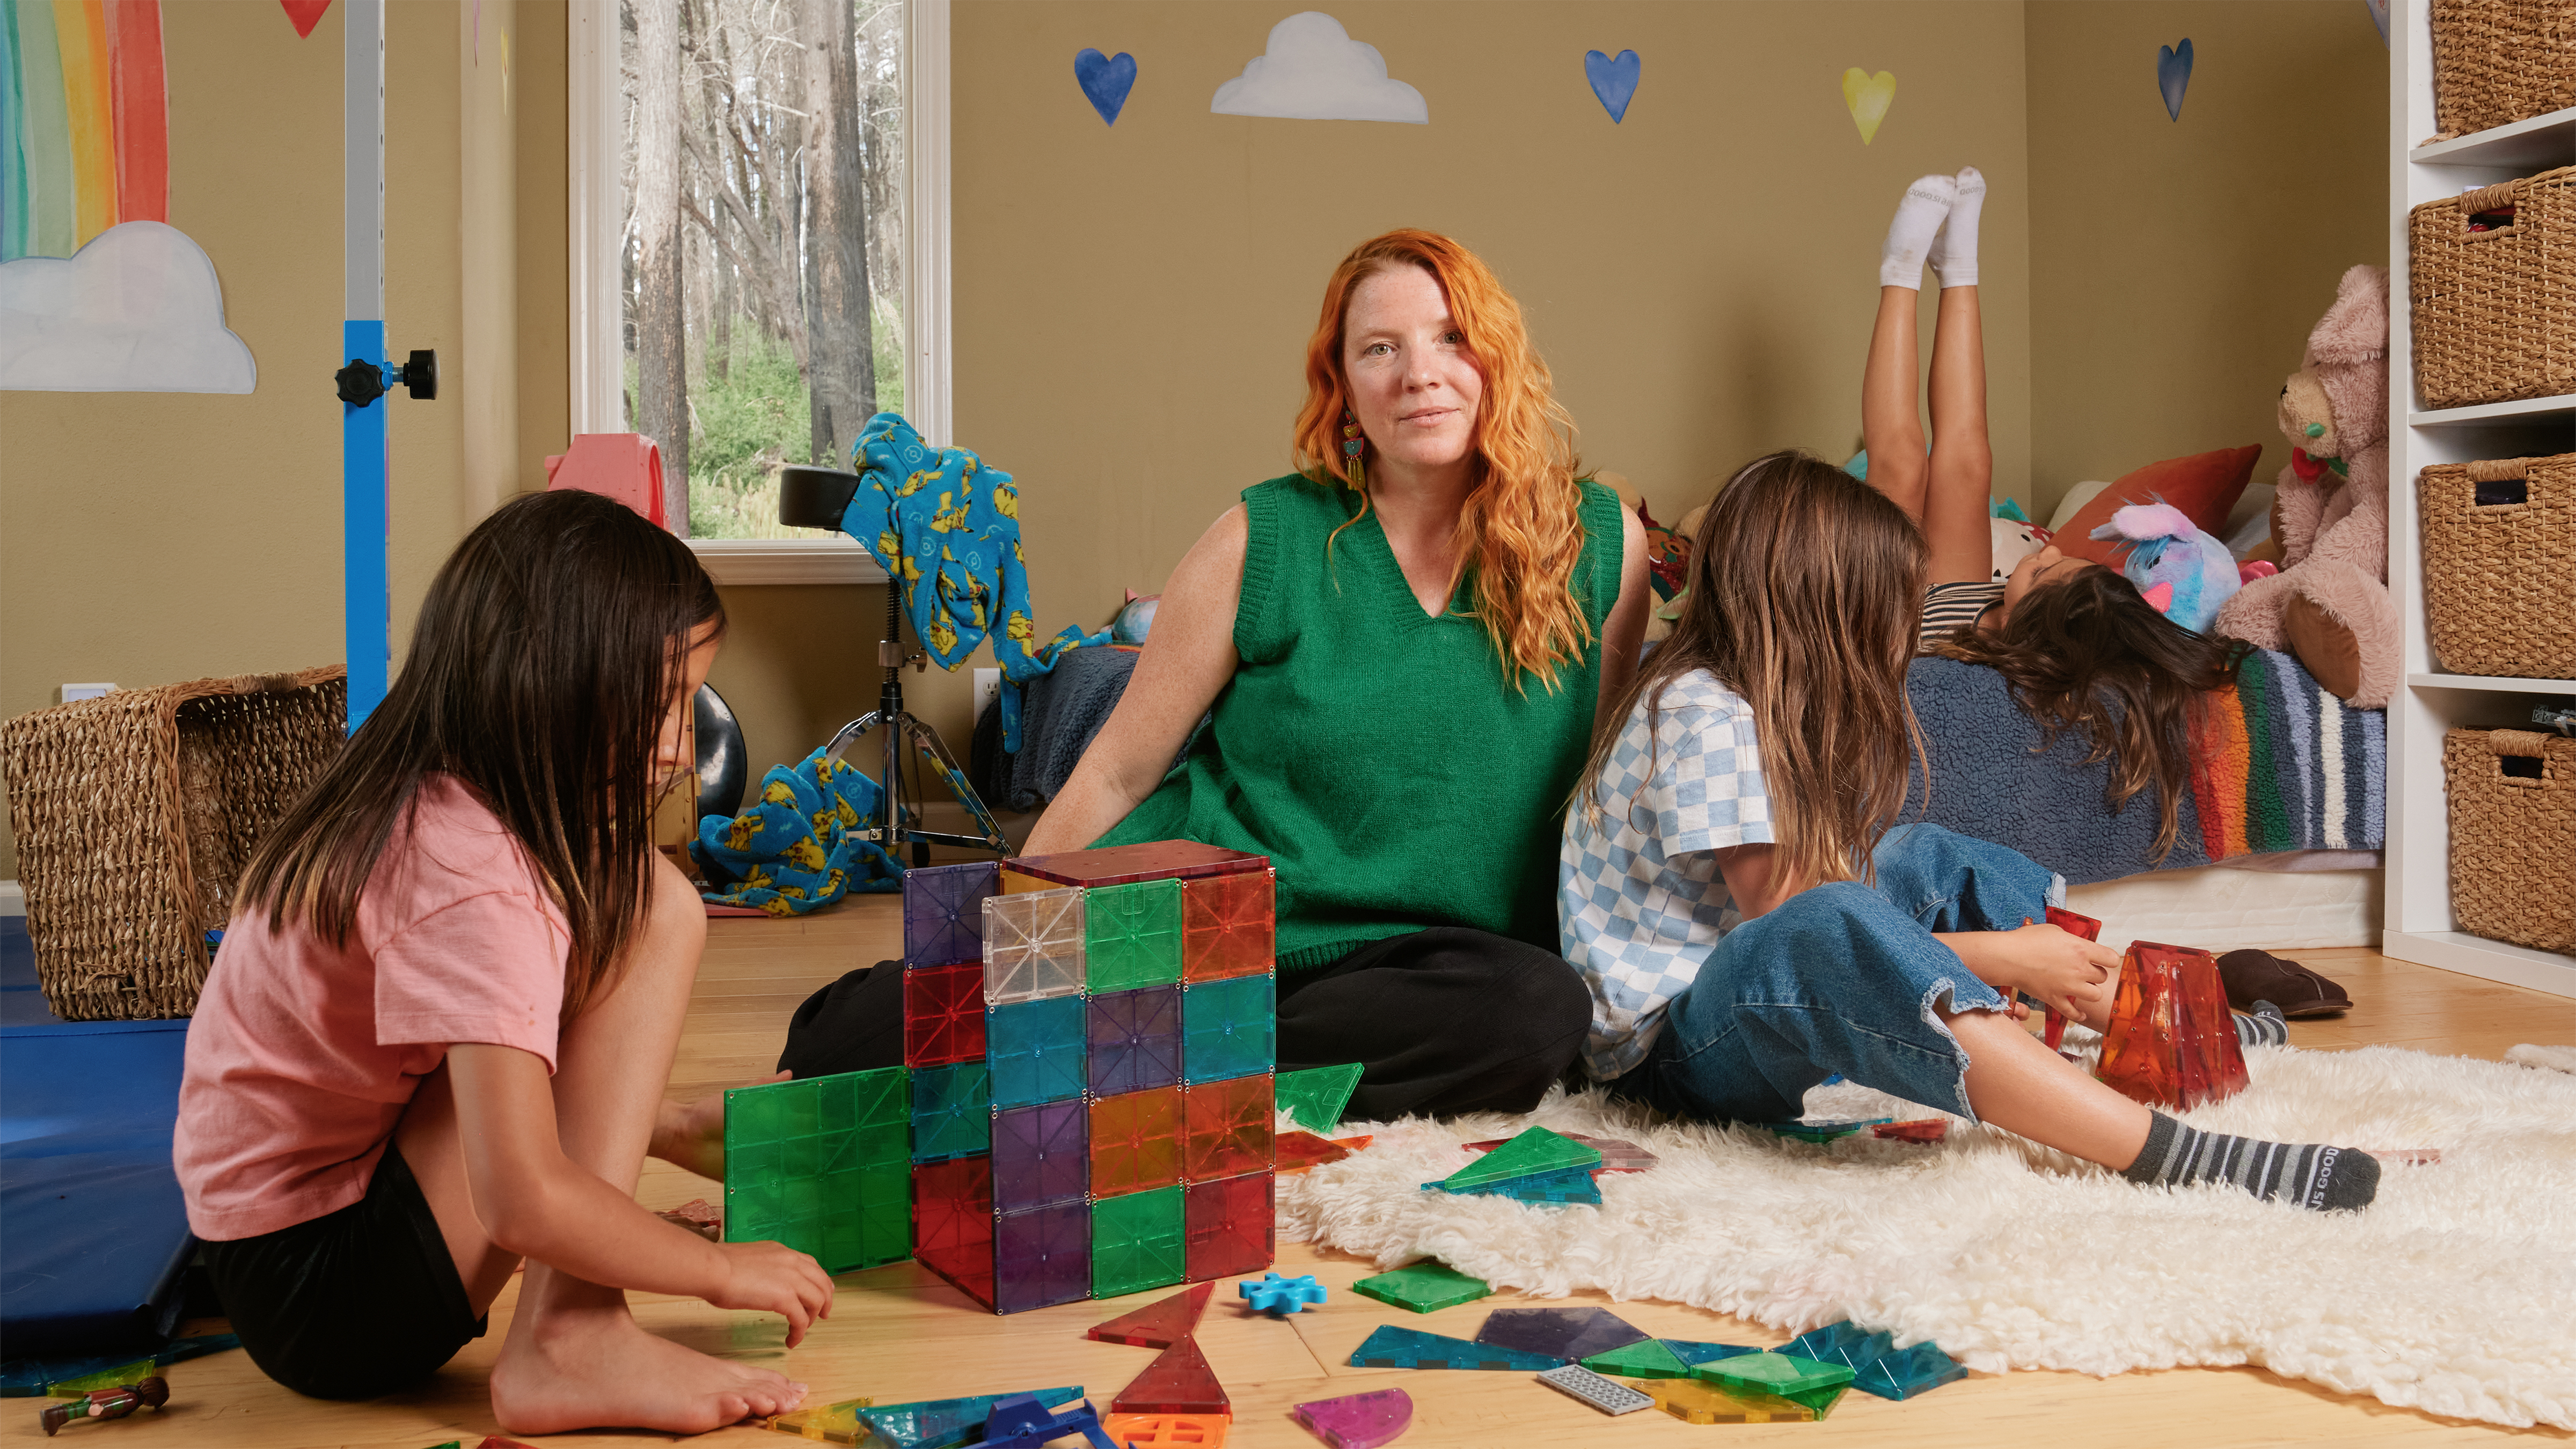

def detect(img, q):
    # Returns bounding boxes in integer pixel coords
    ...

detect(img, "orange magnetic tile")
[1103,1412,1230,1447]
[1274,1130,1351,1174]
[1092,1085,1184,1196]
[1182,1074,1273,1182]
[1181,869,1275,983]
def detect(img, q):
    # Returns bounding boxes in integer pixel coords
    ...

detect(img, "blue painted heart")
[1074,48,1137,126]
[2156,38,2193,121]
[1584,48,1641,123]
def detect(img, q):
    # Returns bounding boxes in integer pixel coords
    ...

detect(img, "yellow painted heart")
[1842,67,1897,144]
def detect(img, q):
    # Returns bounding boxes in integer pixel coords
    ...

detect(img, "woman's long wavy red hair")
[1292,229,1591,691]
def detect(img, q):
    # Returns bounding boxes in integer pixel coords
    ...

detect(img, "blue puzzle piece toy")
[980,1391,1118,1449]
[1785,1320,1967,1400]
[1346,1325,1565,1371]
[1239,1272,1327,1315]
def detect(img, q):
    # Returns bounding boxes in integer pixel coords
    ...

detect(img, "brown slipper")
[2216,949,2352,1018]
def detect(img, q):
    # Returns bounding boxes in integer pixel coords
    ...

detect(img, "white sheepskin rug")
[1277,1042,2576,1430]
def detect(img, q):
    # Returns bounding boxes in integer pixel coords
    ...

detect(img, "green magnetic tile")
[1350,1260,1492,1313]
[1441,1126,1601,1190]
[723,1066,913,1272]
[910,1062,992,1161]
[1665,1339,1761,1366]
[1583,1340,1693,1378]
[1783,1382,1850,1417]
[1273,1062,1364,1131]
[1086,878,1183,992]
[1180,973,1274,1085]
[1091,1184,1186,1298]
[1694,1351,1856,1397]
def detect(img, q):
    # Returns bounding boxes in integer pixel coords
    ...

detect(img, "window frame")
[567,0,950,584]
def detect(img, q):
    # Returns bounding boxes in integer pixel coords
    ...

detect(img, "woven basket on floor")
[2407,166,2576,411]
[2443,728,2576,954]
[1,668,346,1020]
[2429,0,2576,141]
[2418,452,2576,679]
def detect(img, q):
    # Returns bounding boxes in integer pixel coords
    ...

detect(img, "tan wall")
[952,0,2036,686]
[2024,0,2388,522]
[0,0,543,877]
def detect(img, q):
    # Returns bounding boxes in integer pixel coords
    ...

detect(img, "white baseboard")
[0,881,21,916]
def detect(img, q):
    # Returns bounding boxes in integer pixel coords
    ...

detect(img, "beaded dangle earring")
[1341,407,1367,489]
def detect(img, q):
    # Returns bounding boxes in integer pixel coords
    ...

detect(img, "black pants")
[778,926,1589,1122]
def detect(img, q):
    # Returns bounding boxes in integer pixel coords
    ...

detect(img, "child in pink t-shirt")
[174,489,827,1436]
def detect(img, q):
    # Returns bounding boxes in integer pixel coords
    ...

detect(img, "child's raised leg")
[1922,279,1995,586]
[398,852,808,1435]
[1862,174,1956,521]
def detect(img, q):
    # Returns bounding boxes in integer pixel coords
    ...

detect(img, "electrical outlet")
[59,683,114,703]
[974,668,1001,719]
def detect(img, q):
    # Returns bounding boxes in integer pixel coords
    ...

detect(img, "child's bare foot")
[491,1300,807,1436]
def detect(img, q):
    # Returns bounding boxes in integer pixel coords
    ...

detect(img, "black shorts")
[200,1143,486,1399]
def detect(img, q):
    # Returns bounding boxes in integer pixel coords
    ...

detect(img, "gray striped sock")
[2120,1110,2380,1211]
[2234,1001,2289,1048]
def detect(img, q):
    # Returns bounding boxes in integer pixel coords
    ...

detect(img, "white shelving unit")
[2383,4,2576,998]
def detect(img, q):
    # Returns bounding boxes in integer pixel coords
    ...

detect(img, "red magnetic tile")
[1183,1170,1273,1282]
[1111,1334,1230,1417]
[904,962,989,1068]
[1092,1085,1184,1197]
[911,1157,994,1309]
[1183,1074,1273,1182]
[1086,1281,1214,1348]
[1273,1130,1351,1174]
[1005,841,1269,889]
[1182,869,1275,983]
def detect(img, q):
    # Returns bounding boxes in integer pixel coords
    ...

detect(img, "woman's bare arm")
[1021,507,1248,855]
[1594,503,1651,736]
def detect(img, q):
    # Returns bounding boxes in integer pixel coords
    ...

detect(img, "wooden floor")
[18,899,2571,1449]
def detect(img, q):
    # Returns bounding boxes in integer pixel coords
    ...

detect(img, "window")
[570,0,946,579]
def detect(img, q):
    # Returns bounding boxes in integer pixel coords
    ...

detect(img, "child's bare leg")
[1943,1006,2150,1168]
[1862,286,1928,520]
[485,852,805,1436]
[1923,284,1996,585]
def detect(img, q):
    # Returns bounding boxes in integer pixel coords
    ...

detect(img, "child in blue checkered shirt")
[1556,451,2378,1211]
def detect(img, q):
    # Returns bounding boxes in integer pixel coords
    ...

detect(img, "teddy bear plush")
[2211,264,2399,707]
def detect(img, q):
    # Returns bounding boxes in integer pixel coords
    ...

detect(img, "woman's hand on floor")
[1939,922,2121,1027]
[707,1239,836,1348]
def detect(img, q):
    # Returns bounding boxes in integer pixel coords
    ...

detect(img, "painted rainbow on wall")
[0,0,166,263]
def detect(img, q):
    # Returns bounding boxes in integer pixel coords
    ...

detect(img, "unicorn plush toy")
[2090,501,2241,634]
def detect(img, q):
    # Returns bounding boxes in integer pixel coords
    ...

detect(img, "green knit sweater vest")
[1098,473,1623,971]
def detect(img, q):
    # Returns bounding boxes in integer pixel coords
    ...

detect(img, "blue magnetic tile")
[1180,973,1273,1085]
[909,1060,991,1162]
[987,995,1087,1109]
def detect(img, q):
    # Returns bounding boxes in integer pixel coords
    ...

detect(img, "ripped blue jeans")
[1610,824,2063,1125]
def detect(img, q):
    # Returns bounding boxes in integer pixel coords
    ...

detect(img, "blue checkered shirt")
[1558,669,1773,1079]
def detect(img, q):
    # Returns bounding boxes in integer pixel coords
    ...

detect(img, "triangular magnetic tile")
[1580,1339,1692,1378]
[1111,1335,1228,1417]
[1345,1325,1564,1371]
[1438,1126,1601,1189]
[1086,1282,1213,1349]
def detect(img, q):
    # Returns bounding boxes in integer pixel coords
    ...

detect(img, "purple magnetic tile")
[1087,985,1182,1097]
[904,860,998,968]
[993,1200,1091,1314]
[992,1099,1088,1212]
[1291,1387,1413,1449]
[1474,1306,1650,1362]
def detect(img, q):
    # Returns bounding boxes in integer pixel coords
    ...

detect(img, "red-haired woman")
[1023,230,1651,1119]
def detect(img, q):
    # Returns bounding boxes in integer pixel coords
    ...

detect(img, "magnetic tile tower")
[903,841,1279,1314]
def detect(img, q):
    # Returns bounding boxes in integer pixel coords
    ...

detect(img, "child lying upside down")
[1860,168,2244,866]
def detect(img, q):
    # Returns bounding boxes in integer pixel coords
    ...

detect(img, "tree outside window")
[621,0,905,538]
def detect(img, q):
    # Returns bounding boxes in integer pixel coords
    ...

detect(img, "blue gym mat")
[1,917,199,1356]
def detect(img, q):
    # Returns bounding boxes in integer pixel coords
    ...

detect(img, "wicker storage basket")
[2429,0,2576,141]
[1,668,345,1020]
[2407,166,2575,411]
[2443,728,2576,954]
[2418,452,2576,679]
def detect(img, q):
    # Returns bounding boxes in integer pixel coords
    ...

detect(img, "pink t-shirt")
[175,775,570,1241]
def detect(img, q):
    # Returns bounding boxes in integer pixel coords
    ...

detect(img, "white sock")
[1879,173,1956,289]
[1930,166,1985,288]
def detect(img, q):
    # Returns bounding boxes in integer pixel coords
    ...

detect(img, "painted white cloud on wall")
[0,221,257,393]
[1211,11,1429,124]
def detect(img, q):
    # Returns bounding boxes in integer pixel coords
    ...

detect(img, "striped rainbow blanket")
[1907,648,2384,887]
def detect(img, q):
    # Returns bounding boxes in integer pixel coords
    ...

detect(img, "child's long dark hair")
[1583,451,1927,889]
[1929,564,2243,862]
[237,489,725,1015]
